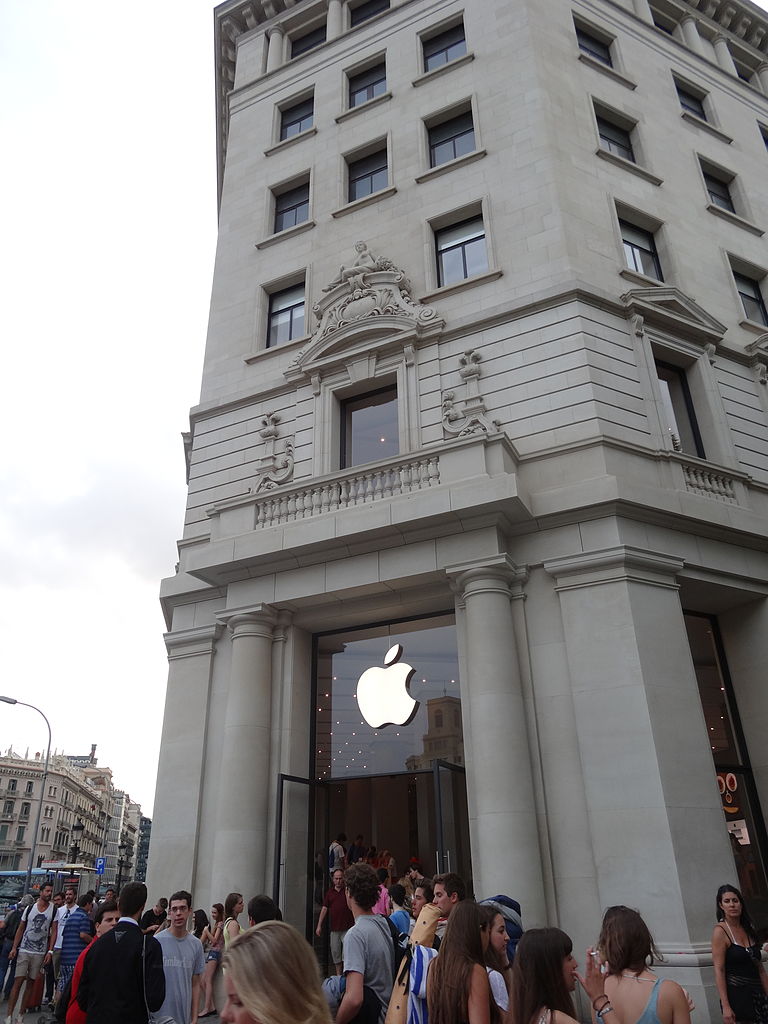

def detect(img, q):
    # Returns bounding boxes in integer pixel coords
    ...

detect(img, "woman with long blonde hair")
[220,920,332,1024]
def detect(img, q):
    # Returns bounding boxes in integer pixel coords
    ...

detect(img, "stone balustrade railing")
[254,453,440,528]
[682,463,738,503]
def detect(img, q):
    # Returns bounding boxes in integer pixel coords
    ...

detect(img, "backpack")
[479,895,523,963]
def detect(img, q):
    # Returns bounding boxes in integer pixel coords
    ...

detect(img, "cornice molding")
[544,545,685,591]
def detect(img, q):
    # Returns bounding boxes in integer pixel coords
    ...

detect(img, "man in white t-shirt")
[7,882,55,1024]
[46,885,76,1007]
[152,890,204,1024]
[328,833,347,877]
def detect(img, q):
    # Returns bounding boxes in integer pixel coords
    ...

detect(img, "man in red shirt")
[64,900,120,1024]
[316,869,354,975]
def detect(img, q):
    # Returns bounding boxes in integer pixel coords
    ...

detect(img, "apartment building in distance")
[149,0,768,1016]
[0,751,113,872]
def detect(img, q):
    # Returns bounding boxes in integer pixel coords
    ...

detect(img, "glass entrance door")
[274,773,314,935]
[433,759,471,889]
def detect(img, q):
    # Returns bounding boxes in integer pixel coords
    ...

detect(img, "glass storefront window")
[685,613,768,915]
[315,614,461,780]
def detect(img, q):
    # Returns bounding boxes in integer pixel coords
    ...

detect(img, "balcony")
[181,434,530,587]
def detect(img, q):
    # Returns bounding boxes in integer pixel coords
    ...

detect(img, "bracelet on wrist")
[596,1006,614,1020]
[592,997,610,1012]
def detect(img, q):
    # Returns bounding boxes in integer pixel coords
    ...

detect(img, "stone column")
[448,555,547,925]
[757,63,768,95]
[266,26,284,73]
[712,34,738,76]
[327,0,343,39]
[521,567,601,950]
[680,16,704,56]
[545,546,736,1019]
[632,0,654,25]
[146,624,222,902]
[212,606,276,901]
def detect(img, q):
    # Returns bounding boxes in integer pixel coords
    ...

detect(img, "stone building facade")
[148,0,768,1016]
[0,752,112,872]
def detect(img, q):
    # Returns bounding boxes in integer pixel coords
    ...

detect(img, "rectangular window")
[340,386,399,468]
[274,182,310,233]
[349,63,386,108]
[280,97,314,141]
[429,111,475,167]
[436,216,488,287]
[291,24,326,58]
[655,360,705,457]
[7,780,16,793]
[268,284,306,347]
[0,826,7,843]
[16,827,24,843]
[620,220,663,281]
[703,170,735,213]
[597,116,635,162]
[676,83,707,120]
[423,23,467,72]
[576,26,612,66]
[350,0,389,27]
[348,149,388,201]
[25,782,33,795]
[734,272,768,325]
[20,803,30,818]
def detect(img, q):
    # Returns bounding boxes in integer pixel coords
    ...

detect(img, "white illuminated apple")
[356,643,419,728]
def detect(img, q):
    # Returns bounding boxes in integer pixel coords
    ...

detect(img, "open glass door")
[433,759,472,893]
[273,773,314,937]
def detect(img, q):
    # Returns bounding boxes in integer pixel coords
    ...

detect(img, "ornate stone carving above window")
[284,241,443,384]
[254,411,295,491]
[442,349,500,438]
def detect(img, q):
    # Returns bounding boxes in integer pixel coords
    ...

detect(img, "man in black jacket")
[77,881,165,1023]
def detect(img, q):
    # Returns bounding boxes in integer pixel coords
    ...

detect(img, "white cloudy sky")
[0,1,217,815]
[1,0,768,818]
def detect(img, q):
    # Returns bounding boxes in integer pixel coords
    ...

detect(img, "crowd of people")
[0,864,765,1024]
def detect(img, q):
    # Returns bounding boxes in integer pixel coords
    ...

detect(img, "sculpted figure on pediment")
[311,241,436,341]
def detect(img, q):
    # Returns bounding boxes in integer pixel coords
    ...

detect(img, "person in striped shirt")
[57,895,95,999]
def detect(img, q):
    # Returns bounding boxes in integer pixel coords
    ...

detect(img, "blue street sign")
[95,857,106,875]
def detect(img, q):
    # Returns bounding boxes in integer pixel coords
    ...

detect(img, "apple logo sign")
[356,643,419,728]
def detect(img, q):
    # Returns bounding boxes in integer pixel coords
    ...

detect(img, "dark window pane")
[597,116,635,162]
[341,387,398,468]
[655,360,705,457]
[428,112,475,167]
[280,98,314,140]
[268,285,305,346]
[349,64,386,107]
[620,219,663,281]
[348,150,388,201]
[274,183,309,232]
[350,0,389,27]
[291,25,326,58]
[423,24,467,72]
[576,27,612,66]
[734,273,768,325]
[677,85,706,120]
[436,216,488,286]
[704,172,735,212]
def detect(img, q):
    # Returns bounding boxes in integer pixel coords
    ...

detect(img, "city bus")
[0,865,100,913]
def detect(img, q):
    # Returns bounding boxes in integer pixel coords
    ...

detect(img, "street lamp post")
[0,697,51,898]
[116,841,127,892]
[69,818,85,879]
